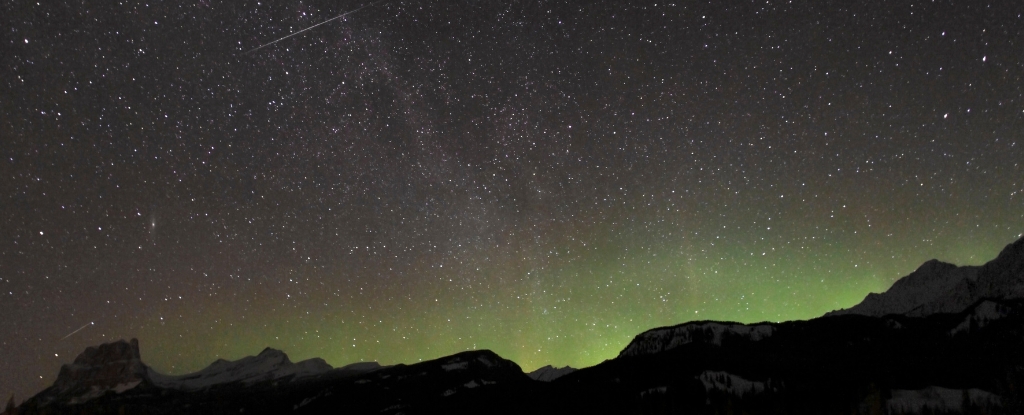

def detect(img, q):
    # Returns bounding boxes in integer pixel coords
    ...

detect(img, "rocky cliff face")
[28,338,152,406]
[52,338,147,396]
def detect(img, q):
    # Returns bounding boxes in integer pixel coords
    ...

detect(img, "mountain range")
[6,235,1024,414]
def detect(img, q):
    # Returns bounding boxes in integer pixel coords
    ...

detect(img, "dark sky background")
[2,0,1023,404]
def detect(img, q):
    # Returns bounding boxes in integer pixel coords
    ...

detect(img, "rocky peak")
[256,347,288,362]
[52,338,148,395]
[994,235,1024,261]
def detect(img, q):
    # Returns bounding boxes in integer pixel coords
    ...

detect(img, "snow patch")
[112,380,141,393]
[464,380,479,389]
[476,355,496,367]
[68,387,105,405]
[67,380,142,404]
[441,361,468,371]
[699,371,766,396]
[379,404,405,413]
[887,387,1000,413]
[641,386,668,397]
[950,301,1011,335]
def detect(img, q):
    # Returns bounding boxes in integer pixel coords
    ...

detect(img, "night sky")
[3,0,1023,403]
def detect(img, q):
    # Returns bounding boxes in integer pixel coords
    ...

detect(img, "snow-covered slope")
[827,236,1024,318]
[618,322,774,357]
[437,352,506,372]
[527,365,576,382]
[149,348,332,390]
[949,300,1013,336]
[887,387,1000,413]
[698,371,768,396]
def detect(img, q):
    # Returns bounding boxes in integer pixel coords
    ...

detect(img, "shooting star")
[244,0,387,55]
[60,322,94,341]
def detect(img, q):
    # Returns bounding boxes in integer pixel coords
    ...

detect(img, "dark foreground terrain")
[8,236,1024,414]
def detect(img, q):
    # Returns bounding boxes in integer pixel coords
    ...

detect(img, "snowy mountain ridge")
[39,341,364,403]
[827,260,980,317]
[13,235,1024,415]
[148,347,333,391]
[949,299,1014,336]
[618,321,774,357]
[827,236,1024,318]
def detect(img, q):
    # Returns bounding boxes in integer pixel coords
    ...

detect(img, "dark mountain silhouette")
[7,235,1024,415]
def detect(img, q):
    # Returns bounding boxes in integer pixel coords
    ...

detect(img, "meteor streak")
[244,0,387,55]
[60,322,94,341]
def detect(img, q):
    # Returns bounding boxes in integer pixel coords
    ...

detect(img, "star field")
[2,0,1023,404]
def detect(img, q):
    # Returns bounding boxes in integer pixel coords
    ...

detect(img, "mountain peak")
[49,338,149,402]
[827,235,1024,318]
[917,258,956,272]
[994,235,1024,260]
[148,347,330,391]
[256,347,289,361]
[70,338,141,365]
[982,235,1024,280]
[619,321,775,357]
[427,349,526,377]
